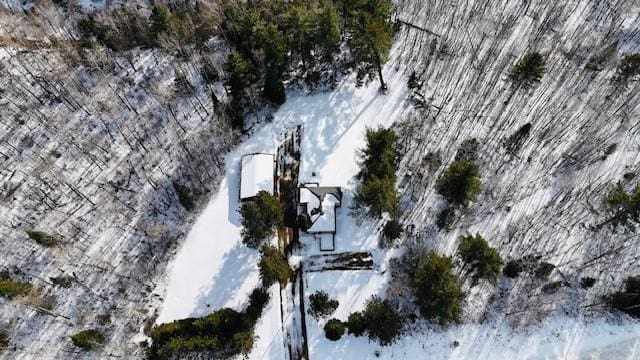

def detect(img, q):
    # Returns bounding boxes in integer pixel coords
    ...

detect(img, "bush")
[603,182,640,228]
[324,319,345,341]
[50,275,73,288]
[258,245,291,287]
[172,181,195,211]
[0,278,31,299]
[509,52,546,89]
[541,281,563,294]
[148,296,264,360]
[70,329,105,351]
[580,277,596,289]
[411,254,463,325]
[0,331,9,351]
[436,160,481,207]
[240,191,284,248]
[614,54,640,87]
[346,312,366,336]
[245,287,270,324]
[26,230,58,247]
[353,128,399,218]
[457,234,503,284]
[534,262,554,280]
[360,296,403,346]
[503,260,523,278]
[308,291,339,319]
[382,220,403,242]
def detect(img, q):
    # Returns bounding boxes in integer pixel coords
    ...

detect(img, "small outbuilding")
[240,153,275,200]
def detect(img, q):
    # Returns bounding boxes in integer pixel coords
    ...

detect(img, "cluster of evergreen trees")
[147,287,269,359]
[325,296,402,345]
[222,0,394,127]
[239,191,283,248]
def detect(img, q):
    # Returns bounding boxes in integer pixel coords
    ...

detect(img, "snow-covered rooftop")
[240,153,275,200]
[299,186,342,234]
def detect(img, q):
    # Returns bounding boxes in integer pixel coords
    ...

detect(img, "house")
[240,153,275,200]
[298,183,342,251]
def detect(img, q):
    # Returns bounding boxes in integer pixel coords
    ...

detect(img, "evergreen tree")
[457,234,503,284]
[315,3,342,60]
[614,54,640,87]
[258,245,291,287]
[284,4,315,68]
[324,319,346,341]
[603,182,640,227]
[308,291,339,319]
[436,160,481,207]
[360,296,403,346]
[382,219,403,242]
[149,5,170,41]
[353,127,399,218]
[347,0,394,90]
[240,191,283,248]
[509,52,546,89]
[411,253,463,325]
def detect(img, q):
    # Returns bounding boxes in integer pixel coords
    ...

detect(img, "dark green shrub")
[172,181,195,211]
[148,305,257,359]
[436,160,481,207]
[26,230,58,247]
[70,329,105,351]
[354,128,399,218]
[614,54,640,87]
[0,331,9,351]
[411,254,463,325]
[534,262,554,280]
[324,319,345,341]
[457,234,503,284]
[149,5,170,40]
[509,52,546,89]
[503,260,523,278]
[245,287,270,324]
[580,277,596,289]
[308,291,339,319]
[603,182,640,228]
[258,246,291,287]
[382,220,403,241]
[346,312,366,336]
[0,278,31,299]
[360,296,403,346]
[240,191,283,248]
[50,275,73,288]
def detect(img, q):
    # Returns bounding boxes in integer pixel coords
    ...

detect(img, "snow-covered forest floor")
[2,0,640,359]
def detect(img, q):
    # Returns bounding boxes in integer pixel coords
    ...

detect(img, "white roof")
[307,193,340,233]
[240,153,274,199]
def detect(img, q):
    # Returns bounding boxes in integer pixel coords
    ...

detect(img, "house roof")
[240,153,275,200]
[299,185,341,233]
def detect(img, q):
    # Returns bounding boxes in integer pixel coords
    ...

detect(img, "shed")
[240,153,275,200]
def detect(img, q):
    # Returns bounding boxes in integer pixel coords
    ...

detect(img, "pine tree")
[240,191,283,248]
[353,127,399,218]
[149,5,170,41]
[436,160,481,207]
[411,253,463,325]
[315,3,342,60]
[347,0,394,90]
[509,52,546,89]
[258,245,291,287]
[457,234,503,284]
